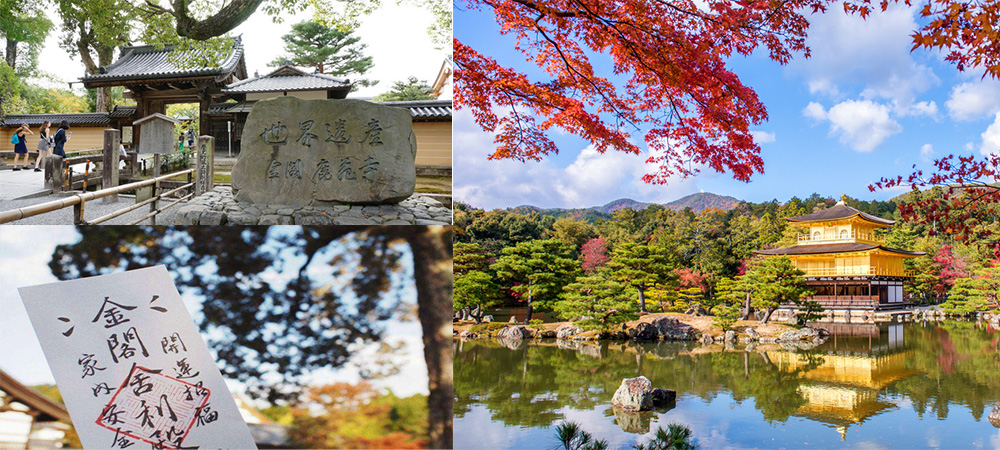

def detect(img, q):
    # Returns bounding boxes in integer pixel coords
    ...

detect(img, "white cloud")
[793,3,938,113]
[965,142,975,151]
[920,143,934,162]
[980,112,1000,155]
[452,110,702,209]
[816,100,902,152]
[946,79,1000,121]
[803,102,827,121]
[906,101,939,118]
[750,130,776,144]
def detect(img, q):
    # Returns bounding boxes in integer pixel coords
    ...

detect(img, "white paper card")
[18,265,257,449]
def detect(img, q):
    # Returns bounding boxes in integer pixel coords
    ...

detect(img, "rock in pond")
[496,325,532,340]
[458,330,478,339]
[990,406,1000,428]
[650,388,676,407]
[629,322,659,341]
[649,316,698,340]
[611,376,653,412]
[556,325,583,339]
[745,327,761,341]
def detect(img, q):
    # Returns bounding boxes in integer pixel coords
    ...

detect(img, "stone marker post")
[44,155,64,192]
[196,135,214,196]
[102,129,121,203]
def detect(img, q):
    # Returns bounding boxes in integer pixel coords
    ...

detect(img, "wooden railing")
[0,169,194,225]
[797,230,885,244]
[799,266,914,277]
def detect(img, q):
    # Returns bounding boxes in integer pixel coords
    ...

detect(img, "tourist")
[52,120,71,158]
[31,120,52,172]
[11,123,33,171]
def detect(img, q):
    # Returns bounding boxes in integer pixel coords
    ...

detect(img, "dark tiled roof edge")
[81,37,244,83]
[2,113,111,127]
[756,243,925,256]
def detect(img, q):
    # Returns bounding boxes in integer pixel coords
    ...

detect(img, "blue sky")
[453,3,1000,210]
[0,227,429,400]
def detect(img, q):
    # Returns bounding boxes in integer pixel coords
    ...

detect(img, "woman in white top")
[32,120,52,172]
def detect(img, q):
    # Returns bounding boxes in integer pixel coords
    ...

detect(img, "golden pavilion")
[756,199,924,310]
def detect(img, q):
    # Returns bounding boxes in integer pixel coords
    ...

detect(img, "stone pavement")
[0,166,49,200]
[173,186,452,225]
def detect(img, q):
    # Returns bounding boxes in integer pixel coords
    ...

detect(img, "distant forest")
[455,189,1000,308]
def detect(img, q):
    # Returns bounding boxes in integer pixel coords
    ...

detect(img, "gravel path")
[0,194,179,225]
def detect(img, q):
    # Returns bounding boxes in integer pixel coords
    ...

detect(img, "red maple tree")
[580,237,609,273]
[457,0,1000,185]
[871,154,1000,243]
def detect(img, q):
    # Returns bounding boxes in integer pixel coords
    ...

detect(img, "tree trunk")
[525,304,533,323]
[406,228,453,450]
[758,307,777,324]
[5,39,17,70]
[741,293,755,320]
[637,285,647,313]
[172,0,266,40]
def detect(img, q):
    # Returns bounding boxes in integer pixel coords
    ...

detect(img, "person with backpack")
[52,120,71,158]
[31,120,52,172]
[11,123,33,171]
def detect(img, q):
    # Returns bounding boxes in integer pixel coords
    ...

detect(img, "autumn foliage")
[871,154,1000,243]
[457,0,1000,186]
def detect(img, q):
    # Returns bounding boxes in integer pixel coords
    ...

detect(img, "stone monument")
[231,96,417,206]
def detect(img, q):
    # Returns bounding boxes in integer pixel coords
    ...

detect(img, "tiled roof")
[208,99,453,120]
[756,243,924,256]
[223,64,350,93]
[109,105,137,118]
[1,113,110,127]
[786,202,895,226]
[380,100,452,120]
[82,37,244,83]
[208,102,254,114]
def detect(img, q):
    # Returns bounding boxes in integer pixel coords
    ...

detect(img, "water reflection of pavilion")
[767,323,922,440]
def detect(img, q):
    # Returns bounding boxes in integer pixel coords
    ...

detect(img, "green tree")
[491,239,580,322]
[374,76,435,101]
[0,0,51,71]
[556,272,635,331]
[941,265,1000,314]
[607,243,674,313]
[454,270,502,323]
[746,256,814,324]
[56,0,132,112]
[550,217,596,252]
[271,21,376,87]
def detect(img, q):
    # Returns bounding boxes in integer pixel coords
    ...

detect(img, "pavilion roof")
[786,202,895,226]
[0,369,69,423]
[756,242,924,257]
[81,37,245,86]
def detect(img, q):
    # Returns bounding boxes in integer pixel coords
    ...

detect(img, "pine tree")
[556,272,635,331]
[491,239,580,322]
[607,243,674,313]
[271,21,376,87]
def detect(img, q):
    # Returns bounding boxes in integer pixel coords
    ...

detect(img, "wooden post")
[102,129,121,203]
[195,135,215,196]
[151,154,160,226]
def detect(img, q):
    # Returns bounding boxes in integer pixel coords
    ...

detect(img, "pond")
[454,321,1000,449]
